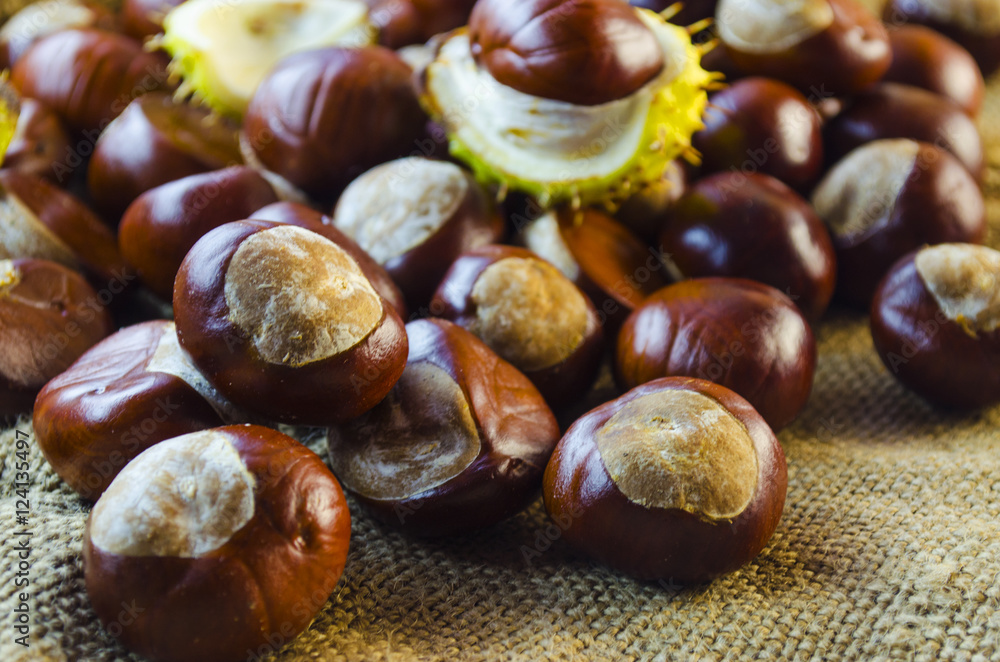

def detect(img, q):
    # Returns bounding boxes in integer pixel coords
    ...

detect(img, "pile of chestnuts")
[1,0,997,659]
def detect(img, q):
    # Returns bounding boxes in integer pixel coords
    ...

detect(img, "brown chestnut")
[0,0,116,69]
[32,320,245,500]
[367,0,477,49]
[118,166,280,301]
[811,139,985,308]
[121,0,186,41]
[823,82,984,180]
[520,207,668,328]
[0,169,130,288]
[2,97,73,184]
[429,244,604,409]
[0,257,113,416]
[614,158,688,245]
[331,156,504,309]
[243,46,426,204]
[883,0,1000,76]
[83,425,351,662]
[871,243,1000,410]
[250,201,409,319]
[693,77,824,191]
[630,0,718,28]
[88,92,243,222]
[716,0,891,96]
[616,278,816,431]
[11,28,171,134]
[883,25,984,117]
[660,172,836,321]
[174,220,408,425]
[328,317,560,537]
[468,0,664,105]
[543,376,787,582]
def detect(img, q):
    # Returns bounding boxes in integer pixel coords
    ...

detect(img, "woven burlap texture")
[3,1,1000,659]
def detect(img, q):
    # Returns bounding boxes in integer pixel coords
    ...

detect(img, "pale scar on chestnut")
[89,430,256,558]
[0,190,77,267]
[915,244,1000,335]
[224,225,382,367]
[595,390,759,521]
[470,257,588,372]
[718,0,834,53]
[328,361,481,500]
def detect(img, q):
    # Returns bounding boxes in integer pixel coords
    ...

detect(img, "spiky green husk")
[0,78,19,165]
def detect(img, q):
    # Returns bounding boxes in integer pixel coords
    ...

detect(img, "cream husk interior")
[328,361,481,500]
[717,0,834,53]
[596,389,759,520]
[915,243,1000,334]
[89,430,255,557]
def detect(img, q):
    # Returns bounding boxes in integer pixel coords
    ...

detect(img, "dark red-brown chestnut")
[83,425,351,662]
[660,172,836,321]
[468,0,664,105]
[883,0,1000,76]
[429,244,604,409]
[32,320,243,500]
[173,219,408,425]
[331,156,504,310]
[543,376,787,582]
[614,159,688,245]
[328,318,560,537]
[122,0,186,40]
[243,46,426,204]
[88,92,243,222]
[616,278,816,431]
[0,258,113,416]
[716,0,891,96]
[367,0,478,49]
[871,243,1000,409]
[0,0,116,69]
[1,97,73,183]
[811,139,985,308]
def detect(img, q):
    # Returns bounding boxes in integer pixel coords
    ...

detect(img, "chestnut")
[716,0,891,96]
[630,0,718,28]
[88,92,243,222]
[660,172,836,321]
[468,0,664,105]
[692,77,824,191]
[2,97,73,184]
[174,219,408,425]
[0,169,130,288]
[823,82,984,180]
[32,320,245,500]
[883,25,984,117]
[328,317,560,537]
[331,156,504,309]
[0,257,113,416]
[616,278,816,432]
[122,0,186,41]
[811,139,985,308]
[871,243,1000,410]
[118,166,280,301]
[883,0,1000,76]
[11,28,171,134]
[429,244,604,409]
[614,159,688,245]
[243,46,427,204]
[520,207,668,328]
[250,201,409,319]
[367,0,477,49]
[0,0,116,69]
[83,425,351,662]
[543,376,787,582]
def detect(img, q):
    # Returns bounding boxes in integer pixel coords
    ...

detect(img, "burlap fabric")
[3,1,1000,660]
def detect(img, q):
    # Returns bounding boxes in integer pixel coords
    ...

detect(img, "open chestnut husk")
[83,425,351,662]
[328,318,560,537]
[0,258,113,416]
[118,166,280,301]
[543,376,787,583]
[811,139,985,308]
[823,82,984,180]
[174,220,408,426]
[88,92,243,223]
[11,28,170,134]
[243,46,426,204]
[616,278,816,432]
[871,243,1000,410]
[32,320,243,500]
[716,0,891,96]
[331,156,504,310]
[429,244,604,409]
[883,0,1000,76]
[660,172,836,321]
